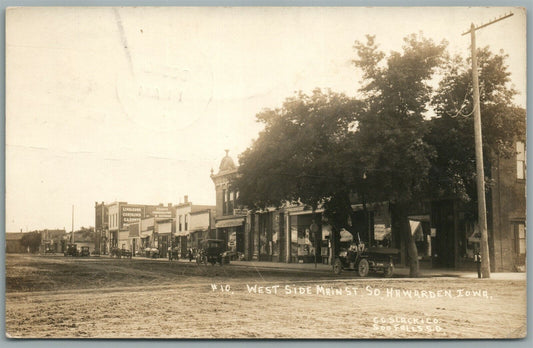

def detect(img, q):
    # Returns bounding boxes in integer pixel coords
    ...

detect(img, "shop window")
[259,213,272,257]
[517,141,526,180]
[272,214,280,257]
[290,214,316,262]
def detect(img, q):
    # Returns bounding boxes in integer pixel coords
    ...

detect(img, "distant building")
[40,229,67,253]
[211,144,525,271]
[6,232,25,253]
[94,201,175,254]
[210,150,245,256]
[175,195,215,256]
[489,141,526,271]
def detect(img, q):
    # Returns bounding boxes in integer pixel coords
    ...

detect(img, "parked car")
[333,233,398,277]
[80,246,90,257]
[197,239,225,265]
[64,243,79,257]
[121,248,133,259]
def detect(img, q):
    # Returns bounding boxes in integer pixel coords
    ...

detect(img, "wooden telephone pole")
[462,12,513,278]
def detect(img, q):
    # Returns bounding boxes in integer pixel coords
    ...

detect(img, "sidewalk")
[129,255,526,280]
[227,259,527,280]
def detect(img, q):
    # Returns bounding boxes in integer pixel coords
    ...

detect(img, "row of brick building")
[94,198,215,258]
[94,144,525,271]
[208,147,526,272]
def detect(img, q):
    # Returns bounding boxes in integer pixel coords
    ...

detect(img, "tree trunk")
[391,203,419,277]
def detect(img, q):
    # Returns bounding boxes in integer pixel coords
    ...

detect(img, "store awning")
[175,230,190,237]
[215,218,244,229]
[140,230,152,238]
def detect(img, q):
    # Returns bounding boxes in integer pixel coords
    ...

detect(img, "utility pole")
[71,205,74,244]
[462,12,513,278]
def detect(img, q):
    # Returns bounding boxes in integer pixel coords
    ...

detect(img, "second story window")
[222,189,227,215]
[228,191,234,214]
[179,215,182,231]
[517,141,526,180]
[185,214,189,231]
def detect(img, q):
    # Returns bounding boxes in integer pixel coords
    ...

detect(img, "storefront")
[287,212,320,264]
[154,219,173,258]
[215,217,245,255]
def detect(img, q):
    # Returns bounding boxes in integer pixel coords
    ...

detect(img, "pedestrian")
[168,246,172,261]
[188,248,193,262]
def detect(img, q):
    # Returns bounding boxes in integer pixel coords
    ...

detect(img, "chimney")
[184,195,188,203]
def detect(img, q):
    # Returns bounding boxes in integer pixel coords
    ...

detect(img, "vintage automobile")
[333,231,398,277]
[80,246,90,257]
[110,247,133,258]
[121,248,133,259]
[44,242,55,254]
[64,243,79,257]
[197,239,225,265]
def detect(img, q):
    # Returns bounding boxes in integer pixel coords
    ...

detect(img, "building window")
[179,215,182,231]
[222,189,227,215]
[517,141,526,180]
[516,223,526,255]
[290,214,315,262]
[185,214,188,231]
[228,191,234,215]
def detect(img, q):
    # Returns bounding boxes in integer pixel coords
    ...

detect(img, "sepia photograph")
[4,6,527,339]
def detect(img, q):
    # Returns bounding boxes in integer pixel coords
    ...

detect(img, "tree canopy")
[20,231,42,253]
[236,89,361,229]
[427,47,526,209]
[351,34,447,276]
[234,33,524,277]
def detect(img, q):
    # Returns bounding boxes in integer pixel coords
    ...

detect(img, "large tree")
[21,231,42,253]
[427,47,526,214]
[236,89,362,232]
[352,34,447,277]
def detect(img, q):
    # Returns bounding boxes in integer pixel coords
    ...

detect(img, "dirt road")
[5,254,527,339]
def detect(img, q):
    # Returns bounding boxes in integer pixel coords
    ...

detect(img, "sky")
[5,6,526,232]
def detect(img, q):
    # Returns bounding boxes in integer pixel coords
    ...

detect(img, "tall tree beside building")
[235,89,362,232]
[427,47,526,210]
[20,231,42,253]
[352,34,447,277]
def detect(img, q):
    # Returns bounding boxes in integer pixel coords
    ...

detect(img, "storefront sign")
[233,208,247,216]
[157,222,172,234]
[121,206,143,226]
[152,207,173,219]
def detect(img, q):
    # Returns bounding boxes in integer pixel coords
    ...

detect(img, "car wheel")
[383,264,394,278]
[358,258,369,277]
[333,258,342,275]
